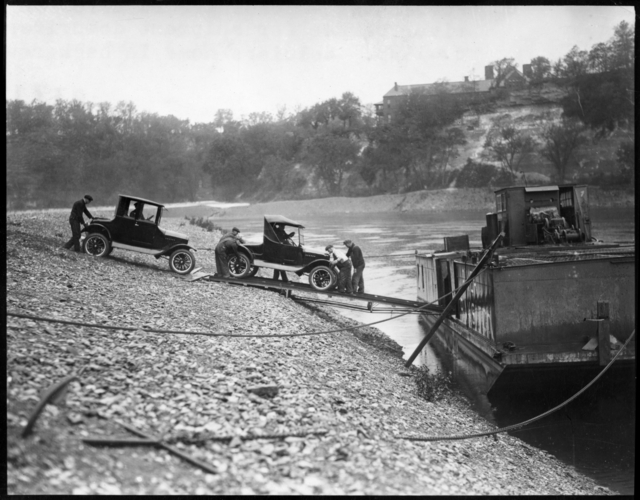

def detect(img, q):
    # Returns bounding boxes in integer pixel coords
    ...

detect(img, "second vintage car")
[226,215,337,291]
[81,194,197,274]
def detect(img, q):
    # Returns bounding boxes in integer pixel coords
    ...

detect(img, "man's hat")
[232,227,240,233]
[84,195,93,201]
[325,245,333,251]
[343,240,353,246]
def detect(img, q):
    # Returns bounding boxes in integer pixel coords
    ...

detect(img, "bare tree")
[491,57,517,86]
[540,119,587,182]
[484,126,536,182]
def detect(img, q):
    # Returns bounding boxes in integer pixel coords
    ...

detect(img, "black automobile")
[226,215,337,291]
[81,195,197,274]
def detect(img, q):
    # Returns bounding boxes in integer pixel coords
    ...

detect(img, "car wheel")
[169,249,196,274]
[228,254,252,278]
[248,265,259,277]
[309,265,335,291]
[83,233,111,257]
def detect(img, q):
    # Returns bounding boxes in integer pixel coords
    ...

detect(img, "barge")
[414,184,635,393]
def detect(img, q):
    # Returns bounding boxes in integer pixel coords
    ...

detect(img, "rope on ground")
[6,270,477,339]
[397,329,635,443]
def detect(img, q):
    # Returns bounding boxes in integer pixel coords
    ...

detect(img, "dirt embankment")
[217,187,634,218]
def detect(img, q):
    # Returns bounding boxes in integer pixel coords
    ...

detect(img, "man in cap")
[325,244,353,294]
[218,227,245,245]
[344,239,365,294]
[63,194,94,252]
[215,227,243,278]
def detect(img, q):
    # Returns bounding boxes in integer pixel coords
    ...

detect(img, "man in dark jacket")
[344,239,365,294]
[215,232,242,278]
[63,195,94,252]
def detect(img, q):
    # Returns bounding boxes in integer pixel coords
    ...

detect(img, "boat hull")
[416,246,635,392]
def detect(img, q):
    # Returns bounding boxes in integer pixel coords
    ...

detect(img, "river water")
[193,206,635,495]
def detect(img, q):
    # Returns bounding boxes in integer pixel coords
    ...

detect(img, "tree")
[588,42,614,73]
[562,46,589,78]
[303,131,359,195]
[491,57,517,86]
[539,119,587,182]
[611,20,634,70]
[244,112,273,127]
[530,56,551,80]
[561,69,634,136]
[336,92,362,129]
[483,126,536,182]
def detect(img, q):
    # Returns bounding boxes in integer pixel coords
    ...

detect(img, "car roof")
[118,194,165,207]
[264,215,304,228]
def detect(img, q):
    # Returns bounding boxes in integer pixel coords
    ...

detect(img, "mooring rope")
[397,329,635,442]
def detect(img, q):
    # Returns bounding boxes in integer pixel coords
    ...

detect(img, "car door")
[116,208,156,248]
[130,218,156,248]
[264,225,303,266]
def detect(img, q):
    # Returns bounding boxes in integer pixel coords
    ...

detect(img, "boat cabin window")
[560,190,573,208]
[496,193,506,212]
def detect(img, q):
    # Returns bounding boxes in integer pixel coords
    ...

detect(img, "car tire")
[228,254,252,278]
[248,265,260,277]
[83,233,111,257]
[309,265,335,291]
[169,249,196,274]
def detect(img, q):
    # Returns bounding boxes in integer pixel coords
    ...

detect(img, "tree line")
[6,21,634,209]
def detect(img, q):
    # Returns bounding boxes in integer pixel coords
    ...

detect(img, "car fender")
[81,223,112,240]
[156,244,197,258]
[237,244,255,263]
[299,258,335,275]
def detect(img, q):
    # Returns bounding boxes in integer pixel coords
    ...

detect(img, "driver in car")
[130,202,147,220]
[274,224,295,245]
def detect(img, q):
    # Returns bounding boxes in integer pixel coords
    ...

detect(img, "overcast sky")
[6,5,636,124]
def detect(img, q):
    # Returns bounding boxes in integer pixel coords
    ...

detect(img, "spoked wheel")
[169,249,196,274]
[248,266,260,277]
[83,233,111,257]
[309,265,336,291]
[228,254,252,278]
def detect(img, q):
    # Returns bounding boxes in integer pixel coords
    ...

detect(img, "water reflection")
[210,207,634,494]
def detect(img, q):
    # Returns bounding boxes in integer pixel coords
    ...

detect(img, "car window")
[116,198,130,217]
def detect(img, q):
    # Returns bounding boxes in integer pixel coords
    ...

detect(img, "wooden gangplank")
[186,272,443,313]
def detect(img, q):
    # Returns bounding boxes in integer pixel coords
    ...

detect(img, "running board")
[111,242,163,256]
[251,259,301,272]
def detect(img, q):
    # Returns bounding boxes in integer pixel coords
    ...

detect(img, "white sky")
[6,5,636,124]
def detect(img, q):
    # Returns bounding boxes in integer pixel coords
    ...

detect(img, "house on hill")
[375,64,534,123]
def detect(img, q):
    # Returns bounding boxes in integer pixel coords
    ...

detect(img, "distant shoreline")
[216,186,634,218]
[6,187,633,218]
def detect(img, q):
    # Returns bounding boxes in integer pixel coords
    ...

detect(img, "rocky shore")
[6,210,613,495]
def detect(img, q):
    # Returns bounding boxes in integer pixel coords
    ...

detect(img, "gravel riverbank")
[6,211,613,495]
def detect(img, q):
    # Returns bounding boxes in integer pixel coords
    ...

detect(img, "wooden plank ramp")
[184,272,443,313]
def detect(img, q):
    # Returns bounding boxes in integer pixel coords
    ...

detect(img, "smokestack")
[394,82,398,91]
[485,65,494,80]
[464,76,469,82]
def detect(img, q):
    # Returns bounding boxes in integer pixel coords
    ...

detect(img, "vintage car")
[227,215,337,291]
[81,194,197,274]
